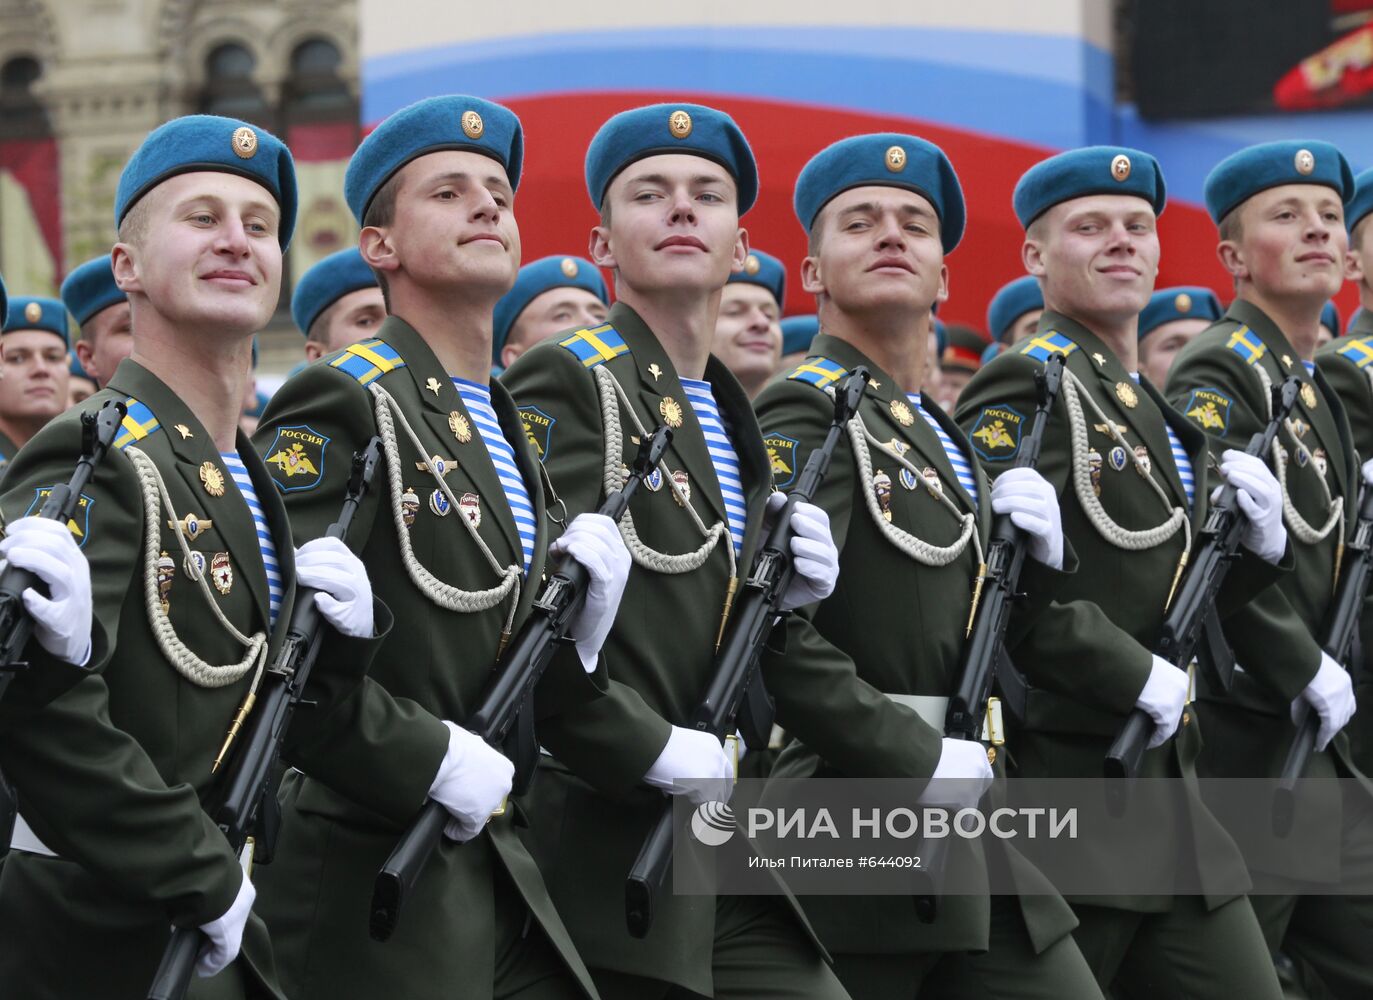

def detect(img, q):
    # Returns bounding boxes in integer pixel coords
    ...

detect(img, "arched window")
[199,42,268,121]
[284,39,351,118]
[0,55,51,138]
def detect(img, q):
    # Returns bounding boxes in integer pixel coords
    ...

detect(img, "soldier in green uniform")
[1137,286,1222,388]
[0,113,381,998]
[987,275,1045,347]
[61,255,133,389]
[501,102,849,1000]
[955,146,1288,998]
[493,254,609,374]
[753,131,1101,999]
[0,297,72,466]
[291,246,384,362]
[1167,140,1373,1000]
[252,94,629,1000]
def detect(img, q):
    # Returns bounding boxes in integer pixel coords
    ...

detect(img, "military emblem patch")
[969,405,1025,462]
[1183,388,1232,438]
[24,488,95,548]
[265,424,329,493]
[519,406,555,463]
[765,433,799,488]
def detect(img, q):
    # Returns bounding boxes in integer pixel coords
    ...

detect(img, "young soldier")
[955,147,1288,998]
[0,297,72,463]
[712,248,784,398]
[61,255,134,389]
[0,114,377,997]
[252,95,627,1000]
[501,103,849,1000]
[1137,286,1222,388]
[493,254,609,373]
[753,132,1100,999]
[291,246,384,362]
[986,275,1044,346]
[1167,140,1373,1000]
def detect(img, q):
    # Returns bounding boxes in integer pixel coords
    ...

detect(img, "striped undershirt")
[680,377,746,555]
[910,394,979,504]
[1129,373,1194,509]
[220,451,283,627]
[451,378,536,574]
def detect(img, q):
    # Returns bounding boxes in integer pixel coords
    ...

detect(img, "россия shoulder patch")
[264,424,329,493]
[969,404,1025,461]
[519,405,555,462]
[24,487,95,548]
[1183,387,1232,437]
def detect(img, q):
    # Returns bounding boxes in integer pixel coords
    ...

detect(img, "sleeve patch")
[264,424,329,493]
[1337,336,1373,369]
[786,356,847,389]
[1018,332,1078,362]
[519,405,555,463]
[557,325,629,369]
[969,404,1025,462]
[1225,327,1266,366]
[1182,388,1232,438]
[24,488,95,548]
[764,433,800,488]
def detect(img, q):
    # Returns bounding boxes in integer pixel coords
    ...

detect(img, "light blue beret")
[4,297,70,344]
[1347,167,1373,235]
[1139,286,1223,339]
[1014,146,1166,228]
[779,314,818,356]
[585,103,757,213]
[1322,300,1341,335]
[727,250,785,306]
[116,115,297,247]
[1204,140,1352,224]
[492,256,608,362]
[60,256,126,327]
[291,248,379,336]
[794,134,965,252]
[345,95,523,225]
[986,276,1043,343]
[981,341,1003,364]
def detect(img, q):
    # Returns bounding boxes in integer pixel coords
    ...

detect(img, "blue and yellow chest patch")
[24,488,94,548]
[1226,327,1266,366]
[329,339,406,385]
[519,405,555,463]
[557,325,629,369]
[1018,331,1078,363]
[764,433,800,488]
[264,424,329,493]
[1336,336,1373,370]
[969,404,1025,462]
[786,356,847,391]
[1182,387,1232,438]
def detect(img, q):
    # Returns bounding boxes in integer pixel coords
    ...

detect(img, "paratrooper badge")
[401,487,420,527]
[969,404,1024,462]
[265,425,329,493]
[1108,446,1128,472]
[1183,388,1232,438]
[431,489,453,518]
[764,433,798,488]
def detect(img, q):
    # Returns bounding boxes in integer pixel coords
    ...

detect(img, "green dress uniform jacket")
[501,302,821,997]
[1167,300,1373,883]
[251,318,600,1000]
[955,314,1270,913]
[0,360,310,999]
[753,333,1079,958]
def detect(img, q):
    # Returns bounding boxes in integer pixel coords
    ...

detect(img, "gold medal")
[1115,381,1138,409]
[448,411,472,443]
[1301,383,1318,410]
[890,399,915,426]
[211,552,233,595]
[200,461,225,497]
[660,396,684,428]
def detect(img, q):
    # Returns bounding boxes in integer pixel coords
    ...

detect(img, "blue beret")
[933,317,948,358]
[585,103,757,214]
[1348,168,1373,235]
[60,256,126,327]
[1322,301,1341,334]
[1139,286,1223,339]
[981,341,1003,364]
[727,250,786,306]
[4,297,69,345]
[1204,140,1353,225]
[346,95,523,225]
[291,248,379,336]
[1014,146,1166,228]
[779,314,818,356]
[794,134,965,253]
[69,350,91,381]
[491,255,608,362]
[116,115,297,248]
[986,276,1044,343]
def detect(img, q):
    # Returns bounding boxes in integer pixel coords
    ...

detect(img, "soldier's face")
[1005,308,1043,344]
[0,330,69,422]
[77,300,132,386]
[1228,185,1346,301]
[803,186,947,317]
[712,283,782,394]
[1139,317,1209,388]
[323,287,386,351]
[1027,196,1159,325]
[593,155,746,295]
[118,172,283,337]
[503,287,608,368]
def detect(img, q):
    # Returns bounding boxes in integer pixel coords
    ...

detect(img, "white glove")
[196,870,255,978]
[429,721,514,842]
[1362,456,1373,487]
[1291,651,1356,752]
[294,536,374,638]
[0,517,92,666]
[990,467,1064,570]
[917,738,995,808]
[765,492,839,611]
[643,725,734,804]
[549,513,630,672]
[1135,655,1190,748]
[1213,449,1286,565]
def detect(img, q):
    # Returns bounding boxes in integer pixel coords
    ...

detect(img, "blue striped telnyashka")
[680,378,746,555]
[452,378,536,574]
[220,452,283,627]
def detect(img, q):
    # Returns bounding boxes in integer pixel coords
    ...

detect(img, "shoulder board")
[1224,326,1266,366]
[1018,331,1078,362]
[1336,336,1373,369]
[786,356,848,389]
[557,324,630,369]
[328,339,407,385]
[113,396,161,451]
